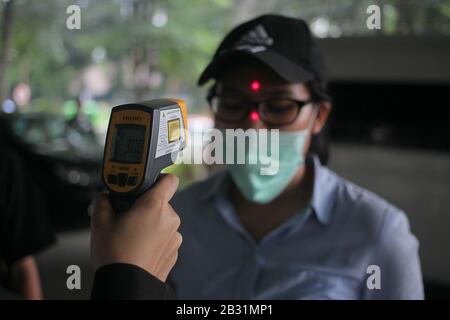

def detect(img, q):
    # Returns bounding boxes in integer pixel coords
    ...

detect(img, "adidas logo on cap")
[234,24,274,53]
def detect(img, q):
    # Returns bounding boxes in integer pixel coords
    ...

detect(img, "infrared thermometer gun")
[102,99,188,213]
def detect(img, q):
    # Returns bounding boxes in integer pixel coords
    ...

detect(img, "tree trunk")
[0,0,15,102]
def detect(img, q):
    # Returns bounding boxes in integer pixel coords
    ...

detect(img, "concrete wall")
[317,36,450,83]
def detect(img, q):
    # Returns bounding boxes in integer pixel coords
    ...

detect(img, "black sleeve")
[91,263,176,300]
[0,285,21,300]
[0,147,55,264]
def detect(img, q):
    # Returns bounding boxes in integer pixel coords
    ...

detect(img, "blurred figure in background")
[170,15,423,299]
[67,95,97,140]
[0,127,56,299]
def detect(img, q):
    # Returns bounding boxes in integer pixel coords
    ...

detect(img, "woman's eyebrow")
[219,85,304,100]
[220,85,294,96]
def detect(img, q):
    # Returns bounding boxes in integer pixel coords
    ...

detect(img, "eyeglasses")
[208,95,313,126]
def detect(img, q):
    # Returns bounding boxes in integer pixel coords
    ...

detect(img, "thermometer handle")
[109,173,161,214]
[109,194,137,213]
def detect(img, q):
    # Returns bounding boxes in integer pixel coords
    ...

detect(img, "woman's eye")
[220,99,247,109]
[221,103,243,110]
[267,105,292,113]
[266,100,297,112]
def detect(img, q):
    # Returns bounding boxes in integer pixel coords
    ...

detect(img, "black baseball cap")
[198,14,326,86]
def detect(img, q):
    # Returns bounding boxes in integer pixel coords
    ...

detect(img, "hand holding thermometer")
[102,99,187,213]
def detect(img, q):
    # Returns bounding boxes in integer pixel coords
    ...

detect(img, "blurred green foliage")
[1,0,448,186]
[1,0,449,117]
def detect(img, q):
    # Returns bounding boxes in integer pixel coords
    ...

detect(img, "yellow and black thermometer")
[102,99,187,213]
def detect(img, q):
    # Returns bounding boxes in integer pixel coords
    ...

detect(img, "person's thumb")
[91,193,114,229]
[134,174,179,210]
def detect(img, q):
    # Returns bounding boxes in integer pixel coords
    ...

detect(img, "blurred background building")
[0,0,449,299]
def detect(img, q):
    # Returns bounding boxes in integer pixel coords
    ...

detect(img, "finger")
[149,173,179,203]
[158,252,179,283]
[154,233,182,281]
[167,204,181,230]
[151,208,181,275]
[91,193,114,229]
[160,233,182,276]
[135,174,179,208]
[154,206,181,260]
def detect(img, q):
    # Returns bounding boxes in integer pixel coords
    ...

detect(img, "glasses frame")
[207,94,314,126]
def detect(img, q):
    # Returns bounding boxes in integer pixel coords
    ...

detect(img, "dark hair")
[305,80,332,166]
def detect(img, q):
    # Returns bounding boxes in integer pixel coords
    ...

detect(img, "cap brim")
[198,49,314,86]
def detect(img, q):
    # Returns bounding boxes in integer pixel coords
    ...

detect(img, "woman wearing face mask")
[170,15,423,299]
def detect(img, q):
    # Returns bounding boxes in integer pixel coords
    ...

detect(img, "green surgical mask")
[225,114,316,204]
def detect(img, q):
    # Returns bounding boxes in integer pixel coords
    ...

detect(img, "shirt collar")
[200,154,338,225]
[309,154,338,225]
[200,169,228,201]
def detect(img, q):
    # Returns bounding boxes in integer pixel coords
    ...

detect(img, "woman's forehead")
[218,60,287,85]
[216,60,309,97]
[217,78,310,98]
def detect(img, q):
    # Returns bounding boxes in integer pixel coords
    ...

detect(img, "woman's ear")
[312,101,331,135]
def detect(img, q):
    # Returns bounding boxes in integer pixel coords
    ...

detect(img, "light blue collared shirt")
[170,155,424,299]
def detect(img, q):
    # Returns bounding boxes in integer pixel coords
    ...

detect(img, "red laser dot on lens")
[250,80,260,91]
[250,111,260,122]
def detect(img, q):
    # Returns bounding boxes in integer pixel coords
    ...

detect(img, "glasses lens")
[211,96,249,122]
[260,99,300,125]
